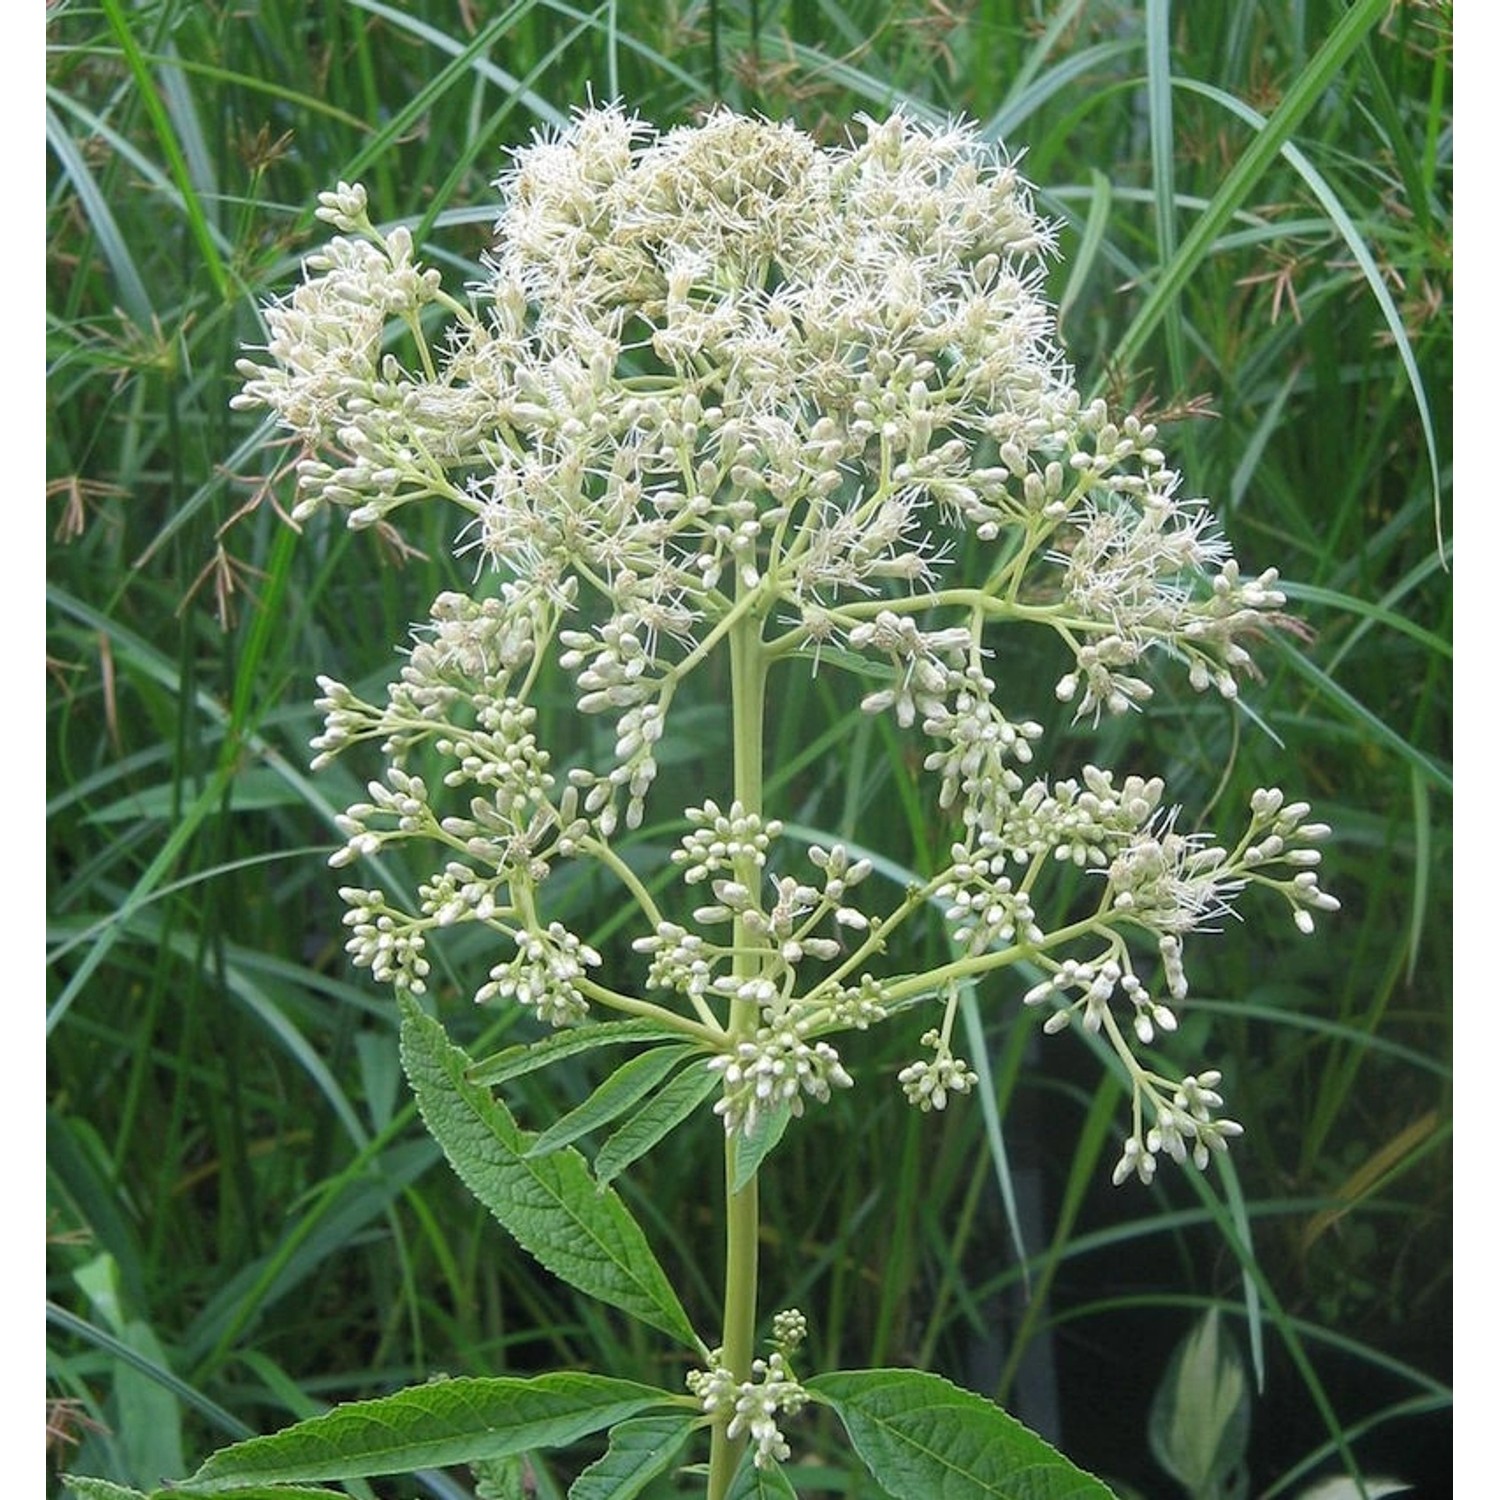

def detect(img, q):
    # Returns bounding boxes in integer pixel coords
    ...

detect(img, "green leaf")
[528,1046,695,1158]
[1147,1309,1250,1497]
[730,1102,791,1194]
[1100,0,1388,384]
[595,1060,720,1189]
[567,1413,699,1499]
[468,1018,690,1086]
[73,1251,185,1484]
[472,1455,530,1500]
[188,1489,354,1499]
[62,1482,148,1500]
[399,998,700,1349]
[725,1458,800,1498]
[809,1368,1116,1498]
[1293,1481,1411,1500]
[64,1479,393,1500]
[184,1374,674,1489]
[194,1491,352,1500]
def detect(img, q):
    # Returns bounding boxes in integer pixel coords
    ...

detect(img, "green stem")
[706,596,770,1499]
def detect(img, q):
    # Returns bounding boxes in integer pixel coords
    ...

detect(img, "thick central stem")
[706,599,769,1500]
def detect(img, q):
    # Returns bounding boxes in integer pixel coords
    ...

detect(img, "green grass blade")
[47,1300,254,1442]
[983,40,1140,140]
[1100,0,1388,384]
[343,0,570,131]
[45,102,154,327]
[98,0,228,300]
[1176,76,1446,557]
[1266,634,1451,793]
[1055,169,1112,343]
[1144,0,1187,396]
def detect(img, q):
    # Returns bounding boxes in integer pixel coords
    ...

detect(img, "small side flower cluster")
[1111,1072,1242,1187]
[1009,778,1335,1184]
[637,805,890,1134]
[474,923,601,1027]
[898,1028,979,1111]
[687,1311,810,1469]
[240,105,1336,1188]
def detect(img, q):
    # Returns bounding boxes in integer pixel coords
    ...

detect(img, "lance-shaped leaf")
[730,1101,792,1193]
[182,1374,675,1489]
[809,1368,1116,1499]
[399,998,700,1349]
[68,1487,349,1500]
[725,1457,800,1498]
[595,1059,719,1189]
[528,1046,695,1158]
[65,1484,355,1500]
[469,1018,689,1086]
[1147,1309,1249,1497]
[567,1412,699,1499]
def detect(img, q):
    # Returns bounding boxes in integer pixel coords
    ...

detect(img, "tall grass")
[47,1,1451,1494]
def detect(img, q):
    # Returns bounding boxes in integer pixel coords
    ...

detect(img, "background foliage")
[46,1,1452,1495]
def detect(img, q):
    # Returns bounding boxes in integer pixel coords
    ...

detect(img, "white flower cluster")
[688,1341,809,1469]
[241,106,1285,837]
[1240,787,1338,933]
[339,887,431,993]
[637,808,891,1132]
[672,800,782,885]
[1004,777,1335,1182]
[898,1028,979,1112]
[1111,1072,1244,1187]
[240,106,1335,1183]
[474,922,601,1026]
[707,1017,855,1136]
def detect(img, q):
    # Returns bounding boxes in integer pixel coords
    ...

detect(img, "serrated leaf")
[730,1102,791,1194]
[567,1413,698,1499]
[1147,1309,1249,1494]
[810,1368,1116,1499]
[528,1046,695,1158]
[596,1060,720,1189]
[62,1474,352,1500]
[399,999,700,1349]
[183,1374,672,1490]
[473,1454,531,1500]
[188,1491,352,1500]
[725,1456,800,1498]
[203,1491,351,1500]
[468,1019,690,1086]
[62,1481,148,1500]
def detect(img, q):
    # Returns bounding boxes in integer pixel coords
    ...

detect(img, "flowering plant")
[70,104,1334,1500]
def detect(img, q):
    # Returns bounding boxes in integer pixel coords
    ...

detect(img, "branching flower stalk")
[236,106,1336,1494]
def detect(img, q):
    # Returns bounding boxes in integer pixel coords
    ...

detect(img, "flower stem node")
[709,1020,854,1136]
[688,1345,809,1470]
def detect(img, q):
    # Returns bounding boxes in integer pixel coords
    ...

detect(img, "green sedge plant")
[65,104,1341,1500]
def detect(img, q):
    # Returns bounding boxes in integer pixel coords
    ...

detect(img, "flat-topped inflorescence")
[238,105,1336,1188]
